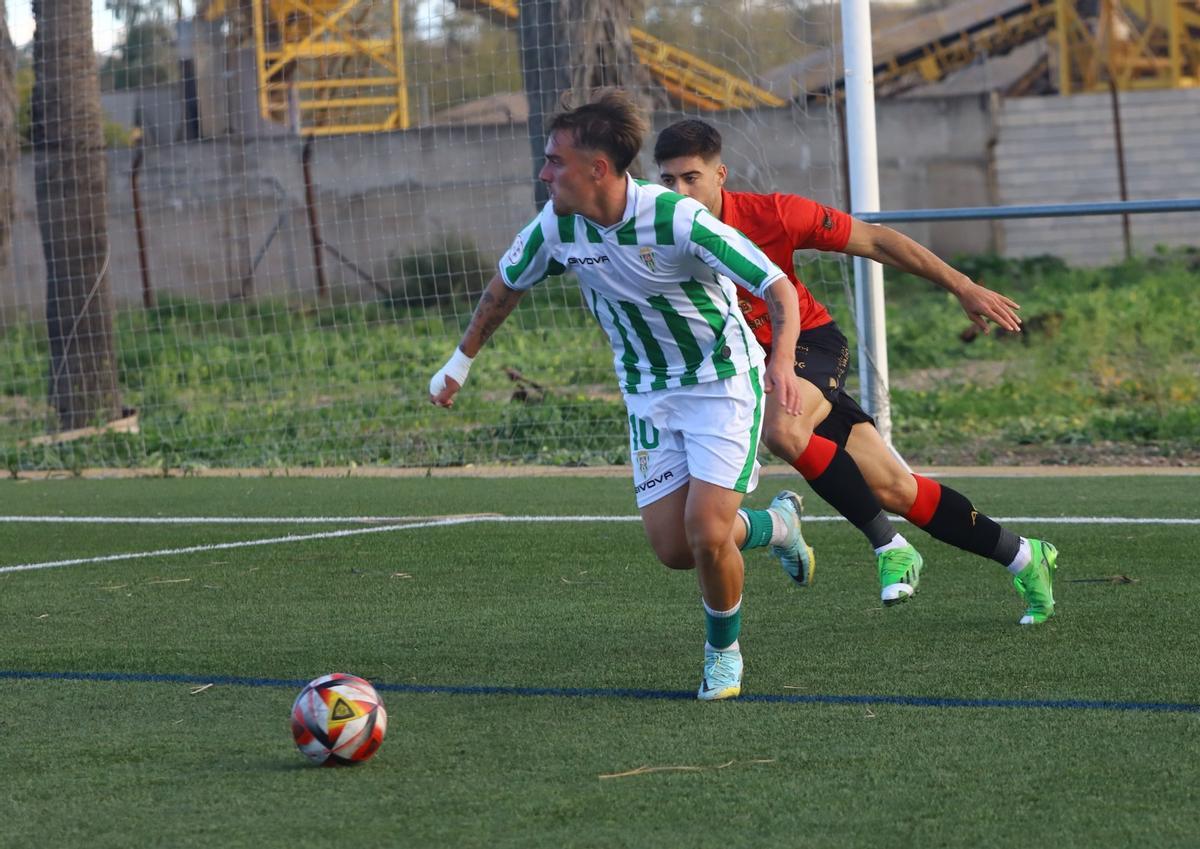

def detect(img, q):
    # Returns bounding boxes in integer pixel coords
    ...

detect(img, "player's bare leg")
[842,421,917,513]
[761,377,920,602]
[760,376,830,461]
[641,479,749,699]
[639,479,748,608]
[682,479,746,611]
[686,479,747,700]
[648,477,729,570]
[639,480,743,699]
[641,481,811,583]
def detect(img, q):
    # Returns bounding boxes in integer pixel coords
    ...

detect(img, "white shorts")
[624,368,764,508]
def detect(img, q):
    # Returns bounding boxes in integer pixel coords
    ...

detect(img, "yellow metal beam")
[1056,0,1200,93]
[247,0,408,135]
[455,0,784,110]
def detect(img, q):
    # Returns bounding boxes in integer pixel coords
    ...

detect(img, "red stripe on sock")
[792,435,838,480]
[905,474,942,527]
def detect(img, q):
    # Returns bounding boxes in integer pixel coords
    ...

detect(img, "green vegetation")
[0,252,1196,470]
[875,249,1200,462]
[382,235,494,309]
[0,475,1197,848]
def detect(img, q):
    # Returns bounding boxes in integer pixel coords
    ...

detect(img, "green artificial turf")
[0,475,1197,848]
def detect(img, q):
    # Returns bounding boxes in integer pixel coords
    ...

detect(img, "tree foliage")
[100,20,177,89]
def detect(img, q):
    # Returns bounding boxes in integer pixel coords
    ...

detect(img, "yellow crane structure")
[201,0,783,136]
[1056,0,1200,92]
[199,0,1198,135]
[453,0,785,111]
[761,0,1200,99]
[202,0,411,136]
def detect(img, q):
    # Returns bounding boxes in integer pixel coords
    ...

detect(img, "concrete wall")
[12,89,1197,318]
[5,95,997,318]
[994,88,1200,263]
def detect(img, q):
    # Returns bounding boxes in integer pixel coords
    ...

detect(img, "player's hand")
[763,362,803,417]
[958,280,1022,334]
[429,349,473,408]
[429,375,461,408]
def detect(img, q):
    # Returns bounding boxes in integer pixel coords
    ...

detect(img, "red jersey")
[719,189,852,349]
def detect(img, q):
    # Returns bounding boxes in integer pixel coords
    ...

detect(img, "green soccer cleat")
[1014,539,1058,625]
[768,490,816,586]
[878,544,924,606]
[697,644,743,701]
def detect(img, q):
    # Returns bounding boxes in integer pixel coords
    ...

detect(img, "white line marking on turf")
[2,514,1197,525]
[0,515,492,524]
[3,514,1197,575]
[0,518,477,574]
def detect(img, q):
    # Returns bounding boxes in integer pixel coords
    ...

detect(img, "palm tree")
[560,0,663,110]
[1,0,16,279]
[32,0,122,431]
[517,0,663,204]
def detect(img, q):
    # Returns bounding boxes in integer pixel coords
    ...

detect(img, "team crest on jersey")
[639,247,657,273]
[636,450,650,478]
[504,235,525,266]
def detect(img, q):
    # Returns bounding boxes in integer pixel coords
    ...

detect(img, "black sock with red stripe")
[905,475,1021,564]
[793,435,896,549]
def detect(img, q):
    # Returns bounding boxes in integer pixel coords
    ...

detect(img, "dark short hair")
[547,89,648,175]
[654,119,723,164]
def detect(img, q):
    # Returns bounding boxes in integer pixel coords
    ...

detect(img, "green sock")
[737,508,773,551]
[704,598,742,650]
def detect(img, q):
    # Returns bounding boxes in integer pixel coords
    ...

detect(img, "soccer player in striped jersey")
[653,118,1058,626]
[430,91,812,700]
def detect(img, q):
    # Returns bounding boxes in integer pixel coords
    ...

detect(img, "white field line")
[0,518,474,575]
[1,514,1199,525]
[0,515,491,524]
[2,514,1197,575]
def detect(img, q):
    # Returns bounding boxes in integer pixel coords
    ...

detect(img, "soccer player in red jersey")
[654,119,1059,624]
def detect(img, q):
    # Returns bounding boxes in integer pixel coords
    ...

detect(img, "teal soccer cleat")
[697,644,743,701]
[768,490,815,586]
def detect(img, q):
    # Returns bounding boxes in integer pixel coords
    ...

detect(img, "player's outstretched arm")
[842,219,1022,334]
[429,272,526,408]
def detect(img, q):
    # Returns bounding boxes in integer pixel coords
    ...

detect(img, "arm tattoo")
[469,284,520,347]
[765,285,786,330]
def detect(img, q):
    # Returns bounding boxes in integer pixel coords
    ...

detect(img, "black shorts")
[773,321,875,448]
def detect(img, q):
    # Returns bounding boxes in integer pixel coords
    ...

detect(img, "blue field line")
[2,669,1197,714]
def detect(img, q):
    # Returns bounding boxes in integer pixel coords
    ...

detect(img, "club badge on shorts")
[636,450,650,478]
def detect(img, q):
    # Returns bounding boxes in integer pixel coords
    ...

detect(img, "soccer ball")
[291,673,387,766]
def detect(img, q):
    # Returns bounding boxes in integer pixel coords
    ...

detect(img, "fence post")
[301,137,328,299]
[131,139,155,309]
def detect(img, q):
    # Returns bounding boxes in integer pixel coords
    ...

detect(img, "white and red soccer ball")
[291,673,387,766]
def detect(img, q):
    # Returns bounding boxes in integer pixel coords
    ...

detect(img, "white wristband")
[429,348,474,396]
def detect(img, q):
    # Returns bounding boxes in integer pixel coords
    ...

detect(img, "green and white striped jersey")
[498,177,786,394]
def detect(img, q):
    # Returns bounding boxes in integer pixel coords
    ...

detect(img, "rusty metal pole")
[301,137,328,298]
[1108,77,1132,261]
[131,141,155,308]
